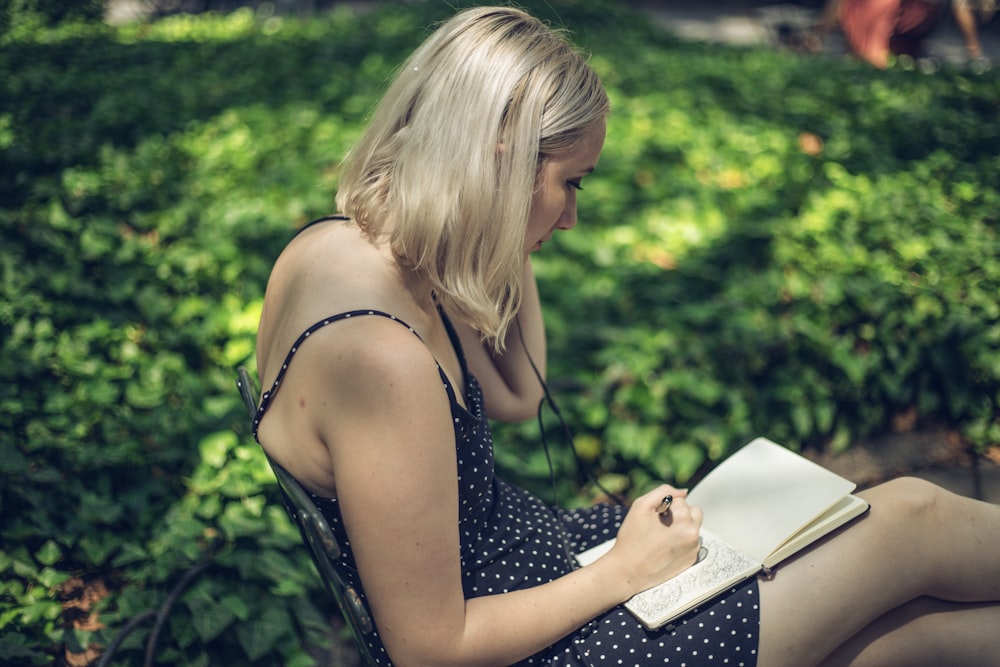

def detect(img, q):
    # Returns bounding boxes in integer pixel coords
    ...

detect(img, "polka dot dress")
[254,310,760,666]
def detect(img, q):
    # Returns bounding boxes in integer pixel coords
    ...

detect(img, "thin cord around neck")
[515,319,625,507]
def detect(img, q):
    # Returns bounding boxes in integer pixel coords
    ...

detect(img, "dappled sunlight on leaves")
[3,0,1000,663]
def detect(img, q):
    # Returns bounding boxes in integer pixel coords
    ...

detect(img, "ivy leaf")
[186,595,236,643]
[34,541,62,567]
[236,603,293,661]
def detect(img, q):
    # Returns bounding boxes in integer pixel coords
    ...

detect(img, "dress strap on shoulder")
[435,304,471,387]
[293,215,350,238]
[252,310,421,439]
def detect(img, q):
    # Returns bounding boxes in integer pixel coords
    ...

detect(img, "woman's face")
[524,119,606,254]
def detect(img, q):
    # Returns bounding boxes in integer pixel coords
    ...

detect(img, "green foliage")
[495,38,1000,501]
[1,0,999,663]
[1,0,106,37]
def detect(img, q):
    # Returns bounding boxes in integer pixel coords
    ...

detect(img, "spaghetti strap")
[251,310,422,439]
[293,215,350,238]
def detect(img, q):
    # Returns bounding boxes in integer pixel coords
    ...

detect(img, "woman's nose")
[557,203,578,231]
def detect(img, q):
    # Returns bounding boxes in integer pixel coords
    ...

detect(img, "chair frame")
[237,367,379,667]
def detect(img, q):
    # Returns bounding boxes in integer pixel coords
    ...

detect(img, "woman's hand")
[601,485,704,598]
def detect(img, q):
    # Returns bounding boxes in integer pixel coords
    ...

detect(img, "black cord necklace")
[515,319,626,508]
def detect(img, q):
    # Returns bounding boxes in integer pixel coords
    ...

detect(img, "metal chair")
[236,367,378,667]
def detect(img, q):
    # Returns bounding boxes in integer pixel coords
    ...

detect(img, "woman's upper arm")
[310,322,470,664]
[295,320,671,667]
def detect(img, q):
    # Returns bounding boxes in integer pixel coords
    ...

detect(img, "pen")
[657,495,673,515]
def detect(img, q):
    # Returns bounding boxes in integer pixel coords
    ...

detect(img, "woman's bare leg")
[952,2,983,59]
[757,477,1000,667]
[820,597,1000,667]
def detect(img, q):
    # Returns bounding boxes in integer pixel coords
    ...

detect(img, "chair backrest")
[236,367,378,667]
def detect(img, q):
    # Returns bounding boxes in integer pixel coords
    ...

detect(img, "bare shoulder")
[267,219,382,311]
[274,308,444,407]
[297,314,457,475]
[255,310,453,495]
[317,313,441,394]
[254,219,454,493]
[277,313,440,425]
[257,220,400,381]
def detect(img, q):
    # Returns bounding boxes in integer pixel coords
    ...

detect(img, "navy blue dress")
[254,309,760,666]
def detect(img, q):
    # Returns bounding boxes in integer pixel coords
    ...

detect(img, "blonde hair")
[335,6,609,350]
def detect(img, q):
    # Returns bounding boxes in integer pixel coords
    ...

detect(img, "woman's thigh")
[819,597,1000,667]
[755,478,952,666]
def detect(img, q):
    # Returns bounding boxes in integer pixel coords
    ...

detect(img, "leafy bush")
[1,0,106,36]
[497,29,1000,500]
[1,0,998,664]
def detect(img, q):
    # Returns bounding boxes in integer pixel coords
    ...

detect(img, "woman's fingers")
[604,483,705,592]
[640,485,686,511]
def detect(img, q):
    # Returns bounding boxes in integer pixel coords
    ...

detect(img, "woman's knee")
[867,476,948,524]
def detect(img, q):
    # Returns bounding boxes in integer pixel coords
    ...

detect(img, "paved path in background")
[634,0,999,67]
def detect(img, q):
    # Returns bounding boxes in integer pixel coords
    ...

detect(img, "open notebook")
[576,437,870,629]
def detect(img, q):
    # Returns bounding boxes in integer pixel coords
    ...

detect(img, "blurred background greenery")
[2,0,998,664]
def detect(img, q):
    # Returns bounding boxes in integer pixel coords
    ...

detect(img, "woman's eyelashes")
[567,180,584,191]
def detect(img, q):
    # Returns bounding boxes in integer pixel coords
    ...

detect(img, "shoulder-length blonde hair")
[335,6,609,350]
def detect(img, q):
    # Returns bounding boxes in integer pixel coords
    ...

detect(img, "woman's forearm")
[392,554,630,667]
[455,259,548,421]
[383,486,702,667]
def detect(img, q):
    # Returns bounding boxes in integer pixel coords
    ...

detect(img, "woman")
[253,6,1000,666]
